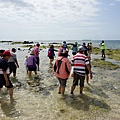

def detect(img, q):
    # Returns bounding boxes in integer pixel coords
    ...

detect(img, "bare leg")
[9,87,13,99]
[28,71,32,78]
[37,64,39,71]
[58,85,61,94]
[34,70,37,75]
[13,73,16,78]
[86,74,90,85]
[80,87,83,94]
[26,68,28,74]
[50,59,54,64]
[34,70,37,77]
[70,85,76,94]
[61,87,65,95]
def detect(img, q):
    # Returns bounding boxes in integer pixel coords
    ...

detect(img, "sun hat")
[3,50,12,56]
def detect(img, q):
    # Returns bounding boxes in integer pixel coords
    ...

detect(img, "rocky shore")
[0,42,120,120]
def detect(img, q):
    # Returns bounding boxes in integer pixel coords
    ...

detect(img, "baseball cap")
[78,46,86,52]
[3,50,12,56]
[12,48,16,51]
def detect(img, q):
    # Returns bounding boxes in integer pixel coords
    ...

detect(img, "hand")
[90,72,93,79]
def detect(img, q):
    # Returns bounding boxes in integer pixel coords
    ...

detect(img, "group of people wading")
[0,40,95,99]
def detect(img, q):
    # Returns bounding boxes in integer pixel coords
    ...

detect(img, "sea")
[0,40,120,50]
[37,39,120,49]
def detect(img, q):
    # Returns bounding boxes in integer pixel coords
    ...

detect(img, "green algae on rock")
[92,58,120,70]
[92,47,120,61]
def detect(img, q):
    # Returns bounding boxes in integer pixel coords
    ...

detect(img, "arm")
[3,71,9,86]
[64,59,71,74]
[14,58,19,68]
[86,64,92,79]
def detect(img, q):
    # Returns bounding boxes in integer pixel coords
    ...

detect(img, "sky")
[0,0,120,41]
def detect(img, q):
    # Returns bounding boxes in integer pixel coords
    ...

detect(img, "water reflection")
[64,94,111,111]
[0,98,20,118]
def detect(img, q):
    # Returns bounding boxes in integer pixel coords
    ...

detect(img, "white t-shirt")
[8,52,16,62]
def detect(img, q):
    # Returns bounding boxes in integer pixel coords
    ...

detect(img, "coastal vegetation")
[92,47,120,61]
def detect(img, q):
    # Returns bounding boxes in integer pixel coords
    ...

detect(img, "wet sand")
[0,48,120,120]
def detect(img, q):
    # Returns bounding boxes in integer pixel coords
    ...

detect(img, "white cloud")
[0,0,101,23]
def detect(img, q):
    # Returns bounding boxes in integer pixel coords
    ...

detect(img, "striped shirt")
[72,53,89,76]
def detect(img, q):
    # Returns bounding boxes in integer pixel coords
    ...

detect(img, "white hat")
[78,46,86,52]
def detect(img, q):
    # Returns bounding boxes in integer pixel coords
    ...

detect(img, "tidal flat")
[0,43,120,120]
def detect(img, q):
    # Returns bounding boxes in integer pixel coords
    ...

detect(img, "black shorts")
[8,62,17,74]
[0,75,13,88]
[36,57,39,65]
[49,56,54,59]
[72,72,85,87]
[28,67,37,71]
[58,78,67,88]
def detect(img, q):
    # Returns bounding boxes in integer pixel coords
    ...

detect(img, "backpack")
[54,57,70,74]
[48,49,52,57]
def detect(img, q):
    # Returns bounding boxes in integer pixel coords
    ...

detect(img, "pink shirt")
[54,56,71,79]
[33,46,40,57]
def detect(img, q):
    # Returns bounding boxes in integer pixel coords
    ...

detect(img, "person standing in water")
[0,50,14,99]
[25,50,37,78]
[72,42,78,55]
[100,40,106,58]
[54,50,71,95]
[33,43,40,70]
[70,46,92,95]
[48,45,55,64]
[8,48,19,77]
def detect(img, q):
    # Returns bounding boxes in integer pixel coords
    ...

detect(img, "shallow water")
[0,46,120,120]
